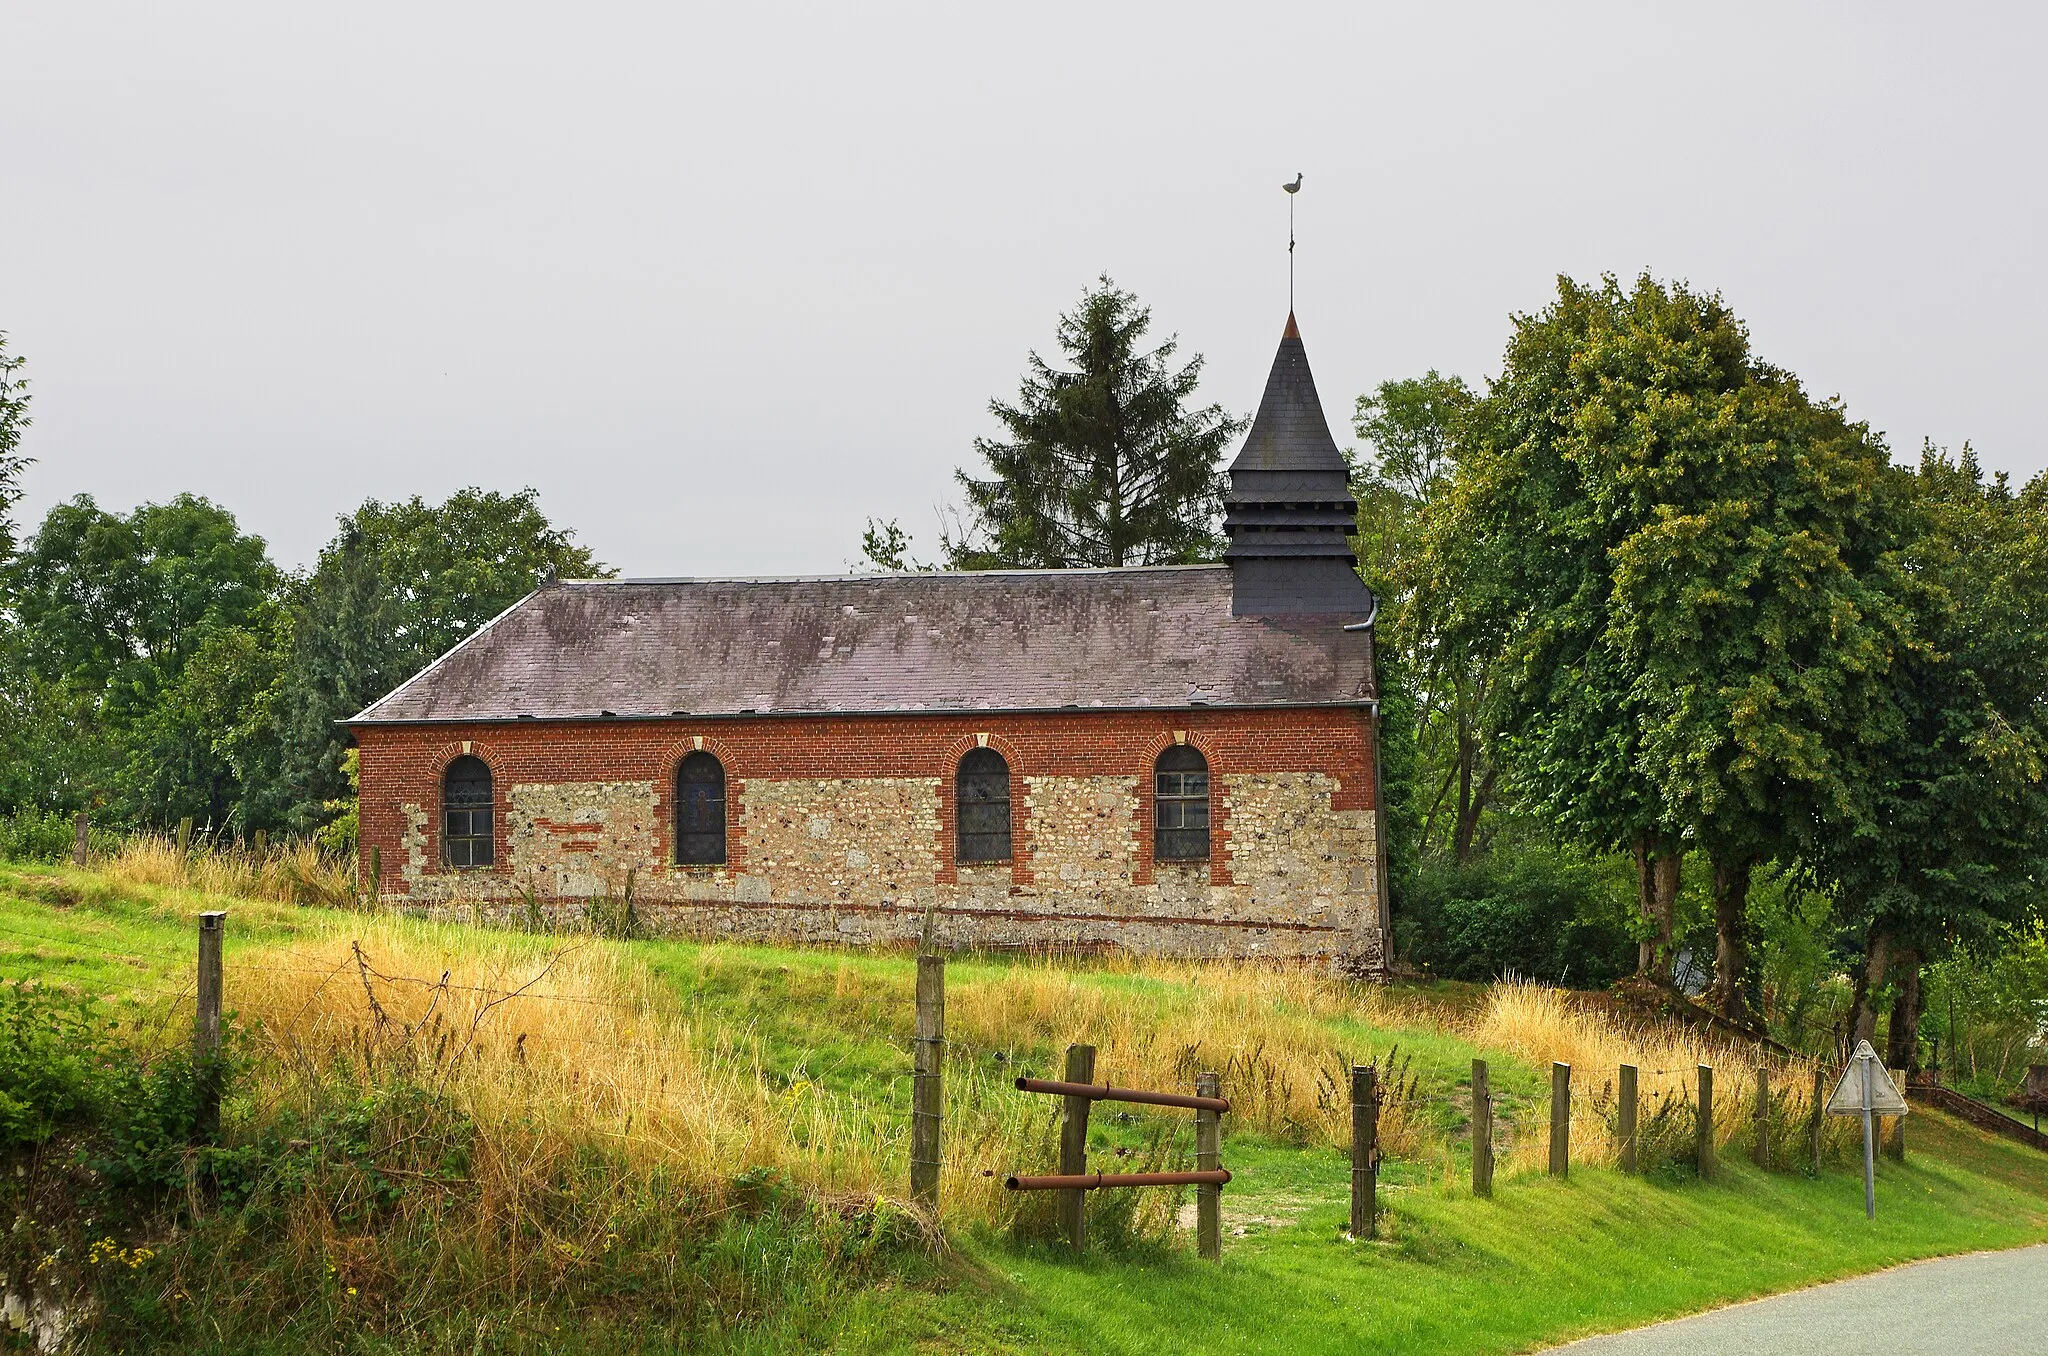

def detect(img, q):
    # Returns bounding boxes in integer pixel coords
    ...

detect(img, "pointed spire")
[1228,314,1347,476]
[1221,313,1371,617]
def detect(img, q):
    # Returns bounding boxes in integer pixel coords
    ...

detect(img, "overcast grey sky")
[4,2,2042,576]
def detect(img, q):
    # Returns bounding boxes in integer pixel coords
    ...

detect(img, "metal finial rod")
[1282,173,1302,312]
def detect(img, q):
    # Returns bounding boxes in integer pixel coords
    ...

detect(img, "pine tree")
[950,278,1242,568]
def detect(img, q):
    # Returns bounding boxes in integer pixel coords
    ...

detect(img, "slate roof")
[350,566,1376,724]
[1226,313,1350,478]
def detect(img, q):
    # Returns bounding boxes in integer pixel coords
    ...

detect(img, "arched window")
[957,747,1011,863]
[443,755,495,868]
[676,751,727,865]
[1154,746,1210,861]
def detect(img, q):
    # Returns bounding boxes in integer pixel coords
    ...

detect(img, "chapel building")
[351,313,1390,971]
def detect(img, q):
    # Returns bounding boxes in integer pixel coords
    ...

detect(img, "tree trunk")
[1707,852,1753,1026]
[1651,848,1680,983]
[1886,949,1923,1073]
[1631,835,1680,981]
[1453,719,1477,863]
[1850,928,1891,1052]
[1632,833,1656,977]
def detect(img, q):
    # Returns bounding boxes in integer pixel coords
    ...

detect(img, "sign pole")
[1827,1039,1905,1221]
[1860,1052,1875,1220]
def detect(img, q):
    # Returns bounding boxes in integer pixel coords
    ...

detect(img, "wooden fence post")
[1753,1067,1771,1168]
[1196,1071,1222,1261]
[253,829,267,856]
[72,810,90,868]
[1351,1065,1378,1239]
[1697,1064,1715,1180]
[177,816,195,856]
[1885,1109,1906,1164]
[1472,1058,1493,1198]
[1809,1066,1824,1174]
[1549,1062,1571,1178]
[1618,1064,1639,1174]
[910,954,945,1211]
[194,911,226,1141]
[1060,1043,1095,1256]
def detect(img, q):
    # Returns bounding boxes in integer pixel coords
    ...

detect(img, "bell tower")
[1221,314,1374,615]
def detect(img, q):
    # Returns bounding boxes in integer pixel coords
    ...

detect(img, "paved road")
[1548,1244,2048,1354]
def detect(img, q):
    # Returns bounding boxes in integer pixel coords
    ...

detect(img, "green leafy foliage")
[273,488,608,828]
[0,331,29,564]
[1437,274,1921,1021]
[0,984,109,1150]
[4,492,279,828]
[10,492,278,699]
[1396,846,1633,985]
[0,476,602,837]
[0,808,119,862]
[1354,373,1502,867]
[1811,447,2048,1044]
[1924,922,2048,1098]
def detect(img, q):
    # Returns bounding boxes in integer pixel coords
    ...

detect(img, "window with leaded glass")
[676,751,727,865]
[956,747,1011,863]
[443,755,495,868]
[1154,745,1210,861]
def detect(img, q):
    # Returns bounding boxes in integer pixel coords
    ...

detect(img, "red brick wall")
[354,706,1378,894]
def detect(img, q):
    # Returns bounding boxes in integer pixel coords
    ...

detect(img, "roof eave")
[345,696,1381,729]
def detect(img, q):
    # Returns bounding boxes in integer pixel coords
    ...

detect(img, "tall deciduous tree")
[11,494,278,698]
[0,332,29,566]
[1437,279,1693,979]
[1815,446,2048,1059]
[8,493,281,827]
[274,488,606,826]
[950,277,1242,568]
[1351,373,1501,864]
[1446,275,1906,1018]
[1601,312,1907,1025]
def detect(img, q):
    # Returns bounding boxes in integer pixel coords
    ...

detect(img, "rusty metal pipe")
[1013,1077,1231,1114]
[1003,1170,1232,1191]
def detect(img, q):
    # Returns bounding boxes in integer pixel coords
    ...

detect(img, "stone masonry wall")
[355,709,1386,971]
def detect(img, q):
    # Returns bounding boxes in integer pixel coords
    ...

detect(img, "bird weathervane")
[1283,173,1303,311]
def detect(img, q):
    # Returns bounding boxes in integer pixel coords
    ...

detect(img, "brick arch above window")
[411,741,508,874]
[653,733,747,871]
[654,732,746,778]
[933,732,1033,886]
[441,753,498,871]
[935,730,1027,770]
[423,738,508,780]
[1132,729,1233,887]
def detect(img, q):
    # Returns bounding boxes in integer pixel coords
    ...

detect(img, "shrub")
[1397,846,1633,986]
[0,983,113,1149]
[0,808,121,863]
[0,981,230,1198]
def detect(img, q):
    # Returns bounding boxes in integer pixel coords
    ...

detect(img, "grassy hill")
[3,857,2046,1354]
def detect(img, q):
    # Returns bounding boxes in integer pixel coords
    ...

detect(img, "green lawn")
[5,861,2046,1355]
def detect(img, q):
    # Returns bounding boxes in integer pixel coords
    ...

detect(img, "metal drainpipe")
[1343,601,1392,974]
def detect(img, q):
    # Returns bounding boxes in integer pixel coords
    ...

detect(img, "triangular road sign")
[1827,1040,1910,1116]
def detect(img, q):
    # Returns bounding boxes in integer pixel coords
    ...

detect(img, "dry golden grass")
[944,955,1442,1160]
[216,914,1860,1254]
[201,915,935,1315]
[229,918,894,1200]
[106,833,357,909]
[1473,980,1858,1171]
